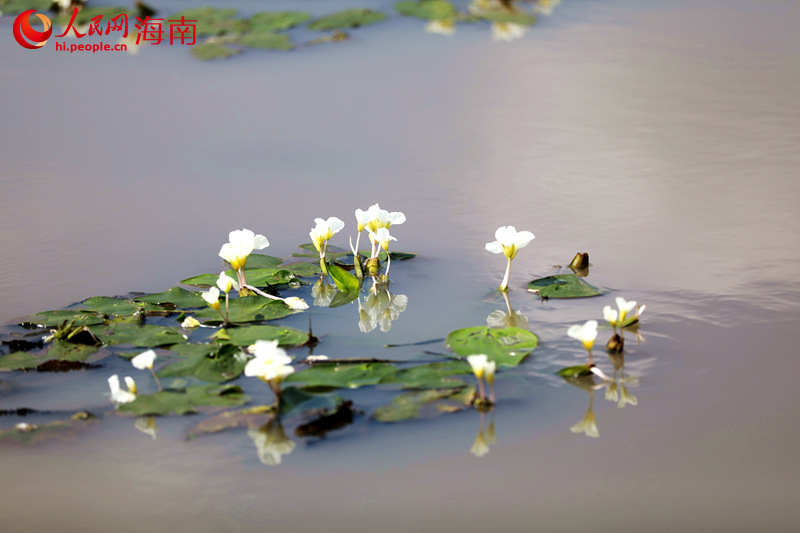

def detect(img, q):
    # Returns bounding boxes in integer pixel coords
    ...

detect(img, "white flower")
[533,0,561,16]
[363,203,406,233]
[467,354,489,379]
[216,272,239,294]
[491,22,528,43]
[219,229,269,272]
[244,340,295,383]
[603,305,619,327]
[355,207,373,232]
[202,287,221,310]
[309,217,345,253]
[108,374,137,404]
[567,320,599,351]
[485,226,534,260]
[369,227,397,251]
[131,349,156,370]
[485,360,497,385]
[283,297,309,311]
[181,316,201,328]
[426,19,455,36]
[616,297,637,323]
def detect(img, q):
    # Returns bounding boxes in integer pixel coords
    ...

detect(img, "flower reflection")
[134,416,158,439]
[248,418,295,466]
[426,19,456,37]
[312,277,337,307]
[570,392,599,438]
[604,350,639,409]
[357,279,408,333]
[486,291,530,330]
[470,410,497,458]
[491,22,527,43]
[533,0,562,16]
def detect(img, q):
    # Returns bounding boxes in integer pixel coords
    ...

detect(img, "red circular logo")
[13,10,53,49]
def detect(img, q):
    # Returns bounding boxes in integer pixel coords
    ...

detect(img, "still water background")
[1,0,799,531]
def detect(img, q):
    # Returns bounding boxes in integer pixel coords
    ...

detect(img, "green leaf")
[184,405,275,439]
[281,262,322,277]
[90,324,188,347]
[557,365,593,378]
[20,310,104,328]
[248,11,311,32]
[237,31,294,50]
[328,263,360,292]
[135,287,206,308]
[308,9,387,31]
[0,351,49,371]
[158,345,246,383]
[219,325,309,347]
[245,254,284,270]
[445,326,538,367]
[168,8,245,36]
[180,269,296,288]
[373,388,473,423]
[381,361,470,389]
[80,296,154,316]
[118,384,248,416]
[527,274,603,299]
[328,289,359,308]
[194,296,292,323]
[170,343,221,358]
[395,1,457,20]
[191,41,241,61]
[47,341,99,362]
[287,362,396,389]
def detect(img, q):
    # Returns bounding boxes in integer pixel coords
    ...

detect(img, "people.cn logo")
[13,9,53,49]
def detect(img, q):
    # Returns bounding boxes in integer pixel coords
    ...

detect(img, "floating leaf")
[181,269,296,288]
[47,341,99,362]
[135,287,206,308]
[237,31,295,50]
[280,262,321,277]
[328,263,360,292]
[191,41,241,61]
[118,384,248,416]
[0,351,48,371]
[329,289,359,308]
[373,387,473,422]
[0,412,98,445]
[557,365,593,378]
[248,11,311,32]
[168,8,245,36]
[395,0,457,20]
[184,405,274,439]
[170,343,221,358]
[219,325,309,347]
[20,310,104,328]
[158,345,246,383]
[446,326,538,367]
[382,360,470,389]
[80,296,153,316]
[527,274,603,299]
[308,9,387,31]
[90,324,187,347]
[287,362,396,389]
[194,296,292,323]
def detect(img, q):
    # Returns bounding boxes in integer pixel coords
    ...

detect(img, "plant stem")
[500,257,512,291]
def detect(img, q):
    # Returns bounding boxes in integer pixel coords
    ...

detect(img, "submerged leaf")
[446,326,538,367]
[117,384,248,416]
[527,274,603,299]
[248,11,311,32]
[373,387,474,422]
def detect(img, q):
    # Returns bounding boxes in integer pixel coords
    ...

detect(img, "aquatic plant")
[485,225,535,292]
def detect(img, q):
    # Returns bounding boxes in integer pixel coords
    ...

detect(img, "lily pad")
[280,261,321,277]
[328,263,360,292]
[118,384,248,416]
[308,9,387,31]
[557,365,593,378]
[20,310,104,328]
[248,11,311,32]
[445,326,538,367]
[373,387,474,422]
[194,296,292,323]
[135,287,206,308]
[527,274,603,299]
[191,41,241,61]
[237,32,293,50]
[382,361,470,389]
[158,344,246,383]
[90,324,187,347]
[287,362,396,389]
[181,269,296,288]
[47,341,99,362]
[170,343,221,358]
[395,0,457,20]
[0,351,49,371]
[80,296,154,317]
[218,325,309,347]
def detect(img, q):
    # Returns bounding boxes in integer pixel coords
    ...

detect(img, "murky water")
[2,0,799,531]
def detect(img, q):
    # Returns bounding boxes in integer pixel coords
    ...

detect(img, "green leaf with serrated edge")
[135,287,206,308]
[308,9,387,31]
[158,345,246,383]
[20,310,104,328]
[117,384,248,416]
[395,1,457,20]
[194,296,292,323]
[557,365,593,378]
[445,326,537,367]
[328,263,360,292]
[527,274,603,299]
[381,361,470,389]
[219,325,308,347]
[248,11,311,32]
[191,41,241,61]
[181,269,296,288]
[90,324,187,347]
[286,363,396,389]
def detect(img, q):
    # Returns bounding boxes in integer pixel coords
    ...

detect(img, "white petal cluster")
[108,374,137,404]
[491,22,528,43]
[219,229,269,271]
[283,297,309,311]
[368,227,397,251]
[356,203,406,233]
[425,19,455,37]
[359,282,408,333]
[310,217,345,252]
[202,286,221,309]
[567,320,598,351]
[131,349,156,370]
[244,340,295,383]
[485,226,534,260]
[216,272,239,294]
